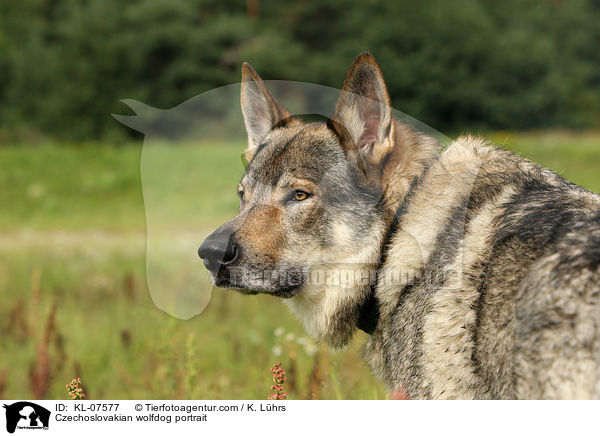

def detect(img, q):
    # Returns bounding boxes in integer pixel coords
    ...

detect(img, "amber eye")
[294,190,310,201]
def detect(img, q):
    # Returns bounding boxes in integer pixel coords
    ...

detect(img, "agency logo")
[2,402,50,434]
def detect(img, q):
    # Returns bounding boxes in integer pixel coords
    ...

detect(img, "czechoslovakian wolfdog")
[199,52,600,399]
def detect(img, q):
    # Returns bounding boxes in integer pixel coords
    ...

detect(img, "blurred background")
[0,0,599,399]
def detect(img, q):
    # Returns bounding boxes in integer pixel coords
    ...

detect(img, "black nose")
[198,228,238,274]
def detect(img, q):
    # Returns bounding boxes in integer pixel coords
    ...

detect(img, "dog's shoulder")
[371,133,600,398]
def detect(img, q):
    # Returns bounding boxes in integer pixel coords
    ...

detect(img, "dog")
[198,52,600,399]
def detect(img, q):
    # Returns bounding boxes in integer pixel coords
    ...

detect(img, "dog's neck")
[357,123,442,335]
[284,225,385,348]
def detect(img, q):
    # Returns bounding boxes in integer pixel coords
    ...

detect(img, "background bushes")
[1,0,599,140]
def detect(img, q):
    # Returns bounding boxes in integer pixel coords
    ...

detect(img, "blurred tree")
[0,0,598,140]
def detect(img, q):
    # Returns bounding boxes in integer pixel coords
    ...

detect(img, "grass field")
[1,131,599,399]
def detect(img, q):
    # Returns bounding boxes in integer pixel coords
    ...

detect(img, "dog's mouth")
[211,268,305,298]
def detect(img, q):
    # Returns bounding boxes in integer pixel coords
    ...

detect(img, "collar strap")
[357,285,380,334]
[357,216,399,335]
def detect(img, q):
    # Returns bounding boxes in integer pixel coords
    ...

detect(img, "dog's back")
[514,209,600,398]
[367,134,600,399]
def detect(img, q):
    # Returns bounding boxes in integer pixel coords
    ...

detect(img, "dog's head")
[199,53,400,300]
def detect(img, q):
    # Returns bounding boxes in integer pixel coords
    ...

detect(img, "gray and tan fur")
[198,52,600,399]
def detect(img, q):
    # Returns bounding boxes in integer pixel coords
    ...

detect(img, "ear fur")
[241,62,294,162]
[330,52,394,168]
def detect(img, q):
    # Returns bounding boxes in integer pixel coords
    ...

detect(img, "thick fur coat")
[199,52,600,399]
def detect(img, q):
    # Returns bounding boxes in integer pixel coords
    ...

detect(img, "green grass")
[488,130,600,193]
[0,131,599,399]
[0,144,145,230]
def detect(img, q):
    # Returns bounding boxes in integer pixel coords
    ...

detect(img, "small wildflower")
[304,342,318,356]
[274,327,284,337]
[272,345,283,356]
[267,362,287,400]
[296,337,308,345]
[66,377,85,400]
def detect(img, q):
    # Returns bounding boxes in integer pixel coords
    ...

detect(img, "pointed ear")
[330,52,394,167]
[241,62,293,161]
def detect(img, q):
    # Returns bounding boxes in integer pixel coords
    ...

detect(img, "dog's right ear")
[241,63,294,162]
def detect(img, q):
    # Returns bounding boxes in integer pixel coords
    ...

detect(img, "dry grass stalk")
[29,303,57,399]
[5,298,29,342]
[123,273,135,302]
[30,268,42,305]
[0,368,7,398]
[306,351,323,399]
[286,350,297,395]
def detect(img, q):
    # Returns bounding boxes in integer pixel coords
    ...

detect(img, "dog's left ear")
[330,52,394,171]
[241,62,294,162]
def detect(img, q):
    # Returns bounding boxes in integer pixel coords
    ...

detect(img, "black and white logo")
[2,402,50,434]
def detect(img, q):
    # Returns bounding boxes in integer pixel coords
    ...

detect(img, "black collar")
[357,284,380,335]
[357,216,399,335]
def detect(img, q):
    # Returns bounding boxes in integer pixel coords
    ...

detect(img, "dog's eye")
[293,190,311,201]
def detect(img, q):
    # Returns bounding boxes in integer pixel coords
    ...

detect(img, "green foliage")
[1,0,600,140]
